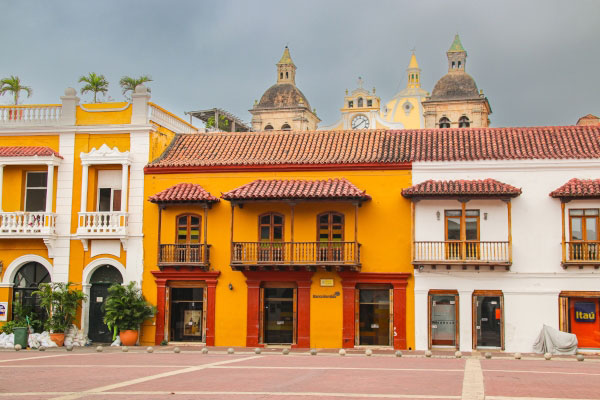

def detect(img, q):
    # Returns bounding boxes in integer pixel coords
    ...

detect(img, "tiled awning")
[222,178,371,202]
[149,183,219,204]
[550,178,600,200]
[402,179,521,199]
[0,146,62,159]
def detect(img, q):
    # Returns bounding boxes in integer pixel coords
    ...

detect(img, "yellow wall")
[142,169,414,349]
[384,97,423,129]
[76,103,132,126]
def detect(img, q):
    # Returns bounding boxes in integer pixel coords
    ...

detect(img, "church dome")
[429,72,480,101]
[256,83,311,110]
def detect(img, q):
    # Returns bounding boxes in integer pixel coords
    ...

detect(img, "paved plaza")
[0,347,599,400]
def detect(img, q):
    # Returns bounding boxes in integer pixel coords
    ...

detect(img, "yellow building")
[321,53,426,131]
[0,86,195,341]
[143,130,415,349]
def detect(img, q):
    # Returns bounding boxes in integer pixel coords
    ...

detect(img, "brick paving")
[0,346,599,400]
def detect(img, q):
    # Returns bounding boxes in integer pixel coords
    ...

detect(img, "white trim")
[0,155,61,166]
[0,125,154,135]
[82,257,126,285]
[413,159,600,173]
[79,103,131,112]
[2,255,53,284]
[80,144,132,166]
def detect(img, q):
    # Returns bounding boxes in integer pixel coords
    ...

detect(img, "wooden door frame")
[472,290,504,350]
[165,281,207,343]
[428,289,459,350]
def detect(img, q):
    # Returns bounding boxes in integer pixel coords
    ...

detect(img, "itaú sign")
[574,302,596,322]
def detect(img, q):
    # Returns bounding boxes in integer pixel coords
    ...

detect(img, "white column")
[45,164,54,213]
[121,163,129,212]
[0,164,4,212]
[458,290,473,352]
[80,164,89,213]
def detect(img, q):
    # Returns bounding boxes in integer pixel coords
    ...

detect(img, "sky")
[1,0,599,128]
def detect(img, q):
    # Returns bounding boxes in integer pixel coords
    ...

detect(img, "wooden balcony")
[158,243,210,270]
[413,241,511,270]
[230,241,361,271]
[562,241,600,269]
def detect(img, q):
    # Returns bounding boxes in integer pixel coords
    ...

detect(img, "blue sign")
[574,302,596,322]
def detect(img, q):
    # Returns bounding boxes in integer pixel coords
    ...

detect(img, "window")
[569,209,599,260]
[452,61,456,69]
[286,72,288,78]
[281,124,291,130]
[367,99,372,107]
[429,291,459,348]
[445,210,480,259]
[12,262,51,326]
[98,188,122,212]
[25,172,47,212]
[317,212,344,261]
[459,116,470,128]
[458,61,462,68]
[348,101,353,108]
[259,212,284,262]
[439,117,451,128]
[177,214,201,244]
[280,73,283,79]
[357,98,363,107]
[264,124,274,130]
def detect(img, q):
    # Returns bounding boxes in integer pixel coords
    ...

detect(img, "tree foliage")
[103,282,155,332]
[206,114,230,131]
[32,282,86,333]
[119,75,152,99]
[78,72,109,103]
[0,76,32,105]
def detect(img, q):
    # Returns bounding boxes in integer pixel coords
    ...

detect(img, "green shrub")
[33,282,86,333]
[103,282,155,333]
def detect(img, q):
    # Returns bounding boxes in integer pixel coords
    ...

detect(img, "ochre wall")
[142,169,414,349]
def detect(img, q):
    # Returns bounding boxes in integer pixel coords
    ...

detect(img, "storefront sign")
[0,302,7,322]
[320,279,334,287]
[312,291,340,299]
[575,302,596,322]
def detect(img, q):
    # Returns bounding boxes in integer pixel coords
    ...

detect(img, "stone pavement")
[0,346,599,400]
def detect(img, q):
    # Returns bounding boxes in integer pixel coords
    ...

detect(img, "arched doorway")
[12,262,51,326]
[88,265,123,343]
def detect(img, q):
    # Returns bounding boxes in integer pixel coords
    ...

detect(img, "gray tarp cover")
[533,324,578,355]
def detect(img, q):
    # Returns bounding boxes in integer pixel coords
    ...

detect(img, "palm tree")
[119,75,152,99]
[0,76,32,105]
[78,73,109,103]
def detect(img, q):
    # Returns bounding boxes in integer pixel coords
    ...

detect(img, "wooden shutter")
[112,189,122,212]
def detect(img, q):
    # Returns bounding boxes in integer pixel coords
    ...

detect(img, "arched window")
[12,262,51,322]
[264,124,274,130]
[281,124,291,130]
[286,72,288,78]
[458,116,470,128]
[258,212,284,262]
[458,61,462,68]
[367,99,372,107]
[439,117,451,128]
[348,101,353,108]
[357,98,363,107]
[280,73,283,79]
[177,214,201,244]
[317,212,345,261]
[90,265,123,284]
[452,61,456,69]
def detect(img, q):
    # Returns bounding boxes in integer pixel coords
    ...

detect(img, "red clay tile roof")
[148,183,219,203]
[146,125,600,171]
[402,179,522,198]
[0,146,62,159]
[549,178,600,199]
[222,179,371,201]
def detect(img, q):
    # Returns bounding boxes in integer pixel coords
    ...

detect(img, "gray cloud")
[0,0,598,128]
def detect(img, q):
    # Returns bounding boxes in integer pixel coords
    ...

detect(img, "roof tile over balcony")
[550,178,600,199]
[402,179,522,199]
[149,183,219,204]
[0,146,62,158]
[222,179,371,202]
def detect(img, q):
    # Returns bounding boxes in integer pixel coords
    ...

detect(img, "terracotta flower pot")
[119,330,138,346]
[49,332,65,347]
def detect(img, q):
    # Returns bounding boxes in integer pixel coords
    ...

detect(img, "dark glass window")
[177,214,201,244]
[25,172,47,212]
[12,262,51,323]
[259,212,284,241]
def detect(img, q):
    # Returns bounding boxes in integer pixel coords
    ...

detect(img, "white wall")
[412,159,600,352]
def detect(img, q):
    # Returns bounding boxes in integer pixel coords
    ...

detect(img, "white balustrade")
[0,105,62,125]
[77,212,128,235]
[0,212,56,235]
[148,103,197,133]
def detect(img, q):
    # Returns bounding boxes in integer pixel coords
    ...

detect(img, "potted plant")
[103,282,155,346]
[33,282,86,346]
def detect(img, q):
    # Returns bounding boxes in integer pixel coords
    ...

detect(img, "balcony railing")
[77,212,128,235]
[231,241,361,270]
[0,212,56,236]
[158,244,210,268]
[413,241,511,267]
[564,241,600,265]
[0,105,62,125]
[148,103,197,133]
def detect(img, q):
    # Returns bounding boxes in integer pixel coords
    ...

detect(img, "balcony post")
[157,205,163,266]
[80,164,89,213]
[0,164,4,211]
[45,164,54,214]
[290,202,295,264]
[506,200,512,263]
[460,200,467,260]
[561,201,566,263]
[410,200,415,263]
[120,163,129,212]
[354,202,359,264]
[230,204,235,261]
[203,205,208,264]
